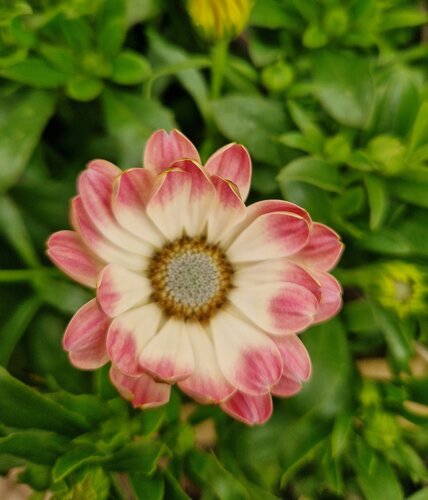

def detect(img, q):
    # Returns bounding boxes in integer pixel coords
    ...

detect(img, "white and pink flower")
[47,129,343,425]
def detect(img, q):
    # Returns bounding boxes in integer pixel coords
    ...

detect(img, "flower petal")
[205,143,252,201]
[97,264,152,317]
[270,376,302,397]
[230,283,319,335]
[312,271,343,323]
[112,168,164,247]
[235,259,321,302]
[274,334,311,382]
[144,129,200,175]
[106,303,162,376]
[71,196,147,271]
[220,391,273,425]
[293,223,344,272]
[78,161,153,256]
[146,160,214,239]
[63,299,110,369]
[206,175,247,243]
[178,322,235,403]
[271,334,311,397]
[47,230,103,288]
[227,212,310,263]
[110,365,171,409]
[210,308,282,395]
[139,317,195,383]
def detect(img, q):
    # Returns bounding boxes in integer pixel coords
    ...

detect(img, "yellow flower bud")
[187,0,253,41]
[374,262,428,317]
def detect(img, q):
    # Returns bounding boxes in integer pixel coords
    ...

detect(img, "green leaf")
[0,367,88,435]
[0,430,68,465]
[352,437,404,500]
[0,89,55,192]
[188,450,249,500]
[291,318,352,417]
[111,50,152,85]
[387,169,428,208]
[331,412,353,457]
[130,471,165,500]
[359,211,428,257]
[65,77,104,102]
[212,95,289,165]
[404,377,428,406]
[370,302,413,370]
[102,88,176,167]
[312,50,375,128]
[371,69,420,137]
[37,279,92,314]
[278,157,343,192]
[343,299,377,333]
[410,101,428,152]
[148,32,209,120]
[0,195,39,266]
[280,181,333,223]
[381,8,428,31]
[18,463,51,491]
[96,0,126,57]
[280,417,330,485]
[163,470,189,500]
[333,186,365,217]
[407,488,428,500]
[0,295,40,366]
[47,393,110,427]
[105,440,166,473]
[250,0,300,30]
[0,58,70,88]
[364,174,389,230]
[53,448,104,482]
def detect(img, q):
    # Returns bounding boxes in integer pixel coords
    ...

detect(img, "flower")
[47,129,343,425]
[187,0,253,41]
[373,261,428,317]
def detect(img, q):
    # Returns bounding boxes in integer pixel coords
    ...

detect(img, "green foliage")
[0,0,428,498]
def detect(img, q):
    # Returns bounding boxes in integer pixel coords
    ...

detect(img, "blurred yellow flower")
[187,0,253,41]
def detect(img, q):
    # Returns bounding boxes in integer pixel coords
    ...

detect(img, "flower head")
[187,0,253,41]
[47,129,344,425]
[373,261,428,317]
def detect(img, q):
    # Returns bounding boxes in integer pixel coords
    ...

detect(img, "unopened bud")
[187,0,253,41]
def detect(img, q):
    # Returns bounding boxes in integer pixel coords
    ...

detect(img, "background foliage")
[1,0,428,498]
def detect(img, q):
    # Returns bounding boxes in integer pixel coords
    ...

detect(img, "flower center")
[148,237,233,321]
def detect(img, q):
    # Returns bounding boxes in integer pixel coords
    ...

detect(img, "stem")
[143,57,211,100]
[0,268,59,282]
[210,38,229,100]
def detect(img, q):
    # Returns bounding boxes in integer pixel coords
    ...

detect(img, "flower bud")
[261,61,294,93]
[373,262,427,317]
[187,0,253,41]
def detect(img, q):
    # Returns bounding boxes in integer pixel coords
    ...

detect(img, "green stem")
[210,38,229,100]
[0,268,59,282]
[143,57,211,100]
